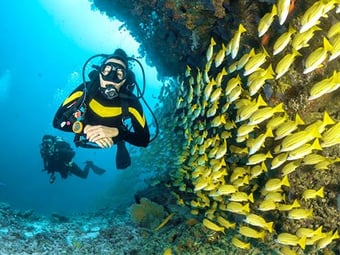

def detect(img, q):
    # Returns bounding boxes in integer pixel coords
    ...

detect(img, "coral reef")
[129,197,166,229]
[91,0,270,78]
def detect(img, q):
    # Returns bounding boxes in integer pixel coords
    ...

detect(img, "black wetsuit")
[53,80,150,147]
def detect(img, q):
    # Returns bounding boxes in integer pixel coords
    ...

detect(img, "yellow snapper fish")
[266,112,288,130]
[258,4,278,37]
[248,127,274,155]
[316,157,340,171]
[225,74,242,96]
[276,126,321,153]
[273,25,296,55]
[277,0,291,25]
[236,94,267,122]
[275,48,302,79]
[303,37,333,74]
[317,230,340,249]
[230,191,254,203]
[217,184,238,195]
[226,202,250,214]
[248,65,275,96]
[309,70,340,100]
[277,199,300,211]
[203,61,212,84]
[288,208,313,220]
[237,48,255,70]
[209,87,222,103]
[229,23,247,59]
[215,139,227,159]
[265,175,290,192]
[186,83,194,104]
[206,37,216,62]
[327,22,340,39]
[244,213,274,233]
[239,225,266,240]
[185,65,192,78]
[237,123,259,137]
[275,113,305,140]
[300,0,337,33]
[250,161,267,180]
[292,25,322,51]
[230,144,248,155]
[329,34,340,61]
[214,43,227,68]
[204,78,217,101]
[247,151,273,165]
[296,226,323,238]
[227,83,243,103]
[217,216,236,229]
[215,67,228,85]
[206,101,219,118]
[302,153,327,165]
[302,187,324,200]
[228,61,238,73]
[230,166,248,182]
[248,103,285,125]
[287,138,322,161]
[236,134,248,143]
[264,191,285,202]
[231,236,251,250]
[271,152,288,169]
[321,122,340,148]
[244,47,269,76]
[194,177,209,191]
[234,98,252,109]
[258,198,277,211]
[306,233,327,246]
[276,233,307,249]
[278,246,299,255]
[203,218,225,233]
[281,159,301,176]
[232,175,249,188]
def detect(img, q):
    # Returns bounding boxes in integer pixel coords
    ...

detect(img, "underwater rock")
[51,213,69,223]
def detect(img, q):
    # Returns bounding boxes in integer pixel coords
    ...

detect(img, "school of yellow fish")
[170,0,340,254]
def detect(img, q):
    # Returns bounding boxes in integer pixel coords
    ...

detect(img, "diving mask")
[100,62,126,83]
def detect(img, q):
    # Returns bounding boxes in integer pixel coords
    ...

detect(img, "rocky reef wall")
[91,0,275,78]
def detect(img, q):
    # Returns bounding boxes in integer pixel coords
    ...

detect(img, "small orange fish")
[288,0,296,16]
[261,33,270,46]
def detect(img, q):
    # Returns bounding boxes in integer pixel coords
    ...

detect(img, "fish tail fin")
[317,187,324,198]
[266,221,274,233]
[248,193,254,203]
[282,175,290,187]
[298,235,307,250]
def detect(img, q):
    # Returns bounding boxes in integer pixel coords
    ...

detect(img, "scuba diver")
[53,49,154,169]
[40,135,106,183]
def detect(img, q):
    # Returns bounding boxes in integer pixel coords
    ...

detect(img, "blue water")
[0,1,160,215]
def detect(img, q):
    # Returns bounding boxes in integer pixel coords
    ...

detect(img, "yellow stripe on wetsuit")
[89,99,146,128]
[62,91,84,106]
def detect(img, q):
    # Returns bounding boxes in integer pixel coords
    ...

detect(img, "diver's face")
[99,58,127,91]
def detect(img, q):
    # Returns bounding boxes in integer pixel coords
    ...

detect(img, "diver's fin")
[85,161,106,175]
[116,141,131,169]
[91,165,106,175]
